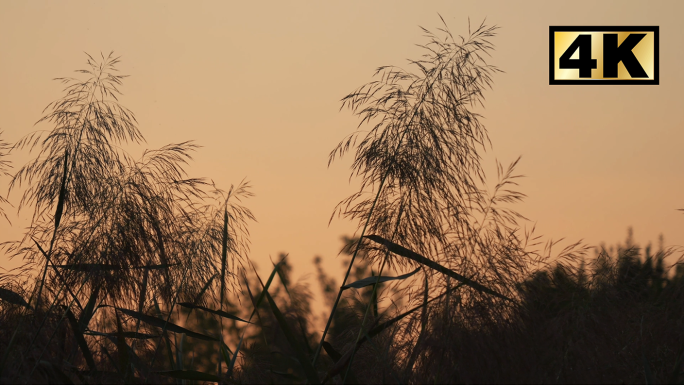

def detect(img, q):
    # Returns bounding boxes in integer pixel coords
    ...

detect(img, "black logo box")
[549,26,659,85]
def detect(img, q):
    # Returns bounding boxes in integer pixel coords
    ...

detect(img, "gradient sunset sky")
[1,1,683,285]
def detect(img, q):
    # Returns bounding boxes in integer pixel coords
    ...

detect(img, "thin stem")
[343,194,407,384]
[311,172,387,366]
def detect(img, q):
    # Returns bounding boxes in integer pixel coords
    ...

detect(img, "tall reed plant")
[0,53,255,383]
[316,17,503,368]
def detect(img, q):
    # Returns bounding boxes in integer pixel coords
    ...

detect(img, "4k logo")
[550,26,659,85]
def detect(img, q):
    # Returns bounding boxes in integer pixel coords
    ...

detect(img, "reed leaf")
[322,341,342,363]
[263,289,319,384]
[61,305,96,371]
[220,208,229,308]
[99,332,149,381]
[176,302,250,323]
[322,342,359,384]
[54,263,176,272]
[138,268,148,314]
[323,284,460,383]
[224,257,289,379]
[176,333,185,371]
[249,256,287,318]
[403,273,429,378]
[85,330,159,340]
[189,274,215,308]
[152,296,175,369]
[0,287,30,309]
[79,286,100,333]
[226,330,244,379]
[272,259,315,356]
[53,149,68,231]
[364,234,513,302]
[115,310,131,381]
[244,275,269,346]
[342,267,420,290]
[219,341,232,374]
[106,306,218,342]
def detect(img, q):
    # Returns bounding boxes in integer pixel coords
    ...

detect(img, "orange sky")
[1,1,683,291]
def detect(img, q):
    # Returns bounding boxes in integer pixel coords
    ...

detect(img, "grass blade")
[250,255,287,318]
[34,149,69,312]
[55,264,125,271]
[322,341,342,363]
[272,259,314,355]
[403,273,429,379]
[101,346,120,376]
[322,342,360,384]
[0,287,31,309]
[152,296,175,369]
[33,238,83,312]
[140,264,179,270]
[219,341,232,372]
[190,274,216,307]
[226,331,244,379]
[263,289,319,384]
[219,208,229,377]
[61,305,96,371]
[343,267,421,290]
[364,235,513,302]
[115,310,131,381]
[225,258,288,380]
[53,149,68,230]
[220,208,229,309]
[79,286,100,333]
[85,330,159,339]
[107,306,218,342]
[177,302,250,323]
[368,283,463,339]
[97,332,151,379]
[244,277,269,346]
[54,263,176,272]
[138,268,149,314]
[176,333,185,371]
[323,283,464,382]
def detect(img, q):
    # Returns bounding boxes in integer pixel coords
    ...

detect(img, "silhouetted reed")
[317,18,591,381]
[0,52,254,383]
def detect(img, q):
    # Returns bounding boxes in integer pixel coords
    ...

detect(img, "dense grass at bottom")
[3,232,683,384]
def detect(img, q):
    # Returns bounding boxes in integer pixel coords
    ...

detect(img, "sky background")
[1,1,683,298]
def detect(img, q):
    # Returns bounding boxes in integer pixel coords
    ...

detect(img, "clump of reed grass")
[403,230,684,383]
[315,17,591,382]
[0,52,255,384]
[316,17,504,371]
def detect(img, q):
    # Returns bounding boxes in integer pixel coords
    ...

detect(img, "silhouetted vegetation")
[0,19,683,384]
